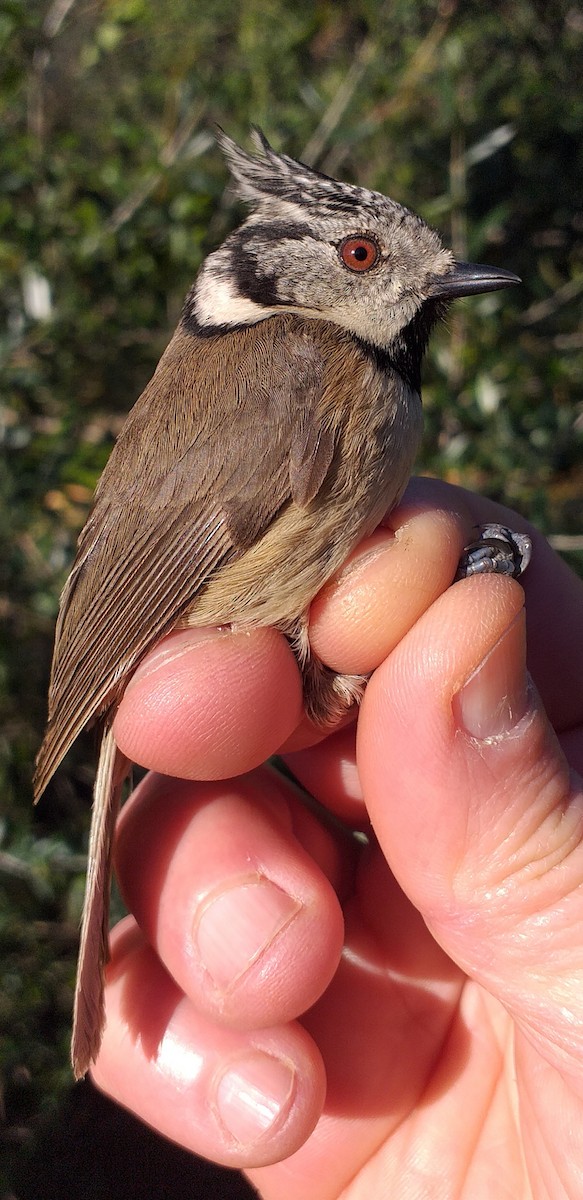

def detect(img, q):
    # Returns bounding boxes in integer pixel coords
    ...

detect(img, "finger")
[280,486,473,755]
[113,626,303,779]
[282,490,473,802]
[309,474,583,732]
[308,479,470,674]
[284,723,365,827]
[111,485,470,775]
[406,478,583,732]
[357,574,583,1076]
[92,920,326,1169]
[289,476,583,816]
[114,767,346,1030]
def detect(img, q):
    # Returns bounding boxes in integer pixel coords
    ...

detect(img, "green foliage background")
[1,0,582,1176]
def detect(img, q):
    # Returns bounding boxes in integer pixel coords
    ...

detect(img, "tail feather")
[71,727,129,1080]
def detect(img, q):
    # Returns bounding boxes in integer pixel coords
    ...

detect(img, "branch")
[43,0,79,39]
[519,276,583,325]
[29,0,80,141]
[106,107,209,233]
[548,534,583,553]
[300,39,375,166]
[369,2,458,125]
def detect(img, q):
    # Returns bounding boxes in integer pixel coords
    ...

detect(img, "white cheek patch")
[315,294,419,346]
[194,273,275,328]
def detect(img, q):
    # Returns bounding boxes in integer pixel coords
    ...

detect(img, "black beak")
[428,261,521,300]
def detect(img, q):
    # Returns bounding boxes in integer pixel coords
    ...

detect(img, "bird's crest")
[216,127,396,221]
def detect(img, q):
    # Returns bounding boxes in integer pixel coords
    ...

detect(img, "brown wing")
[34,314,333,799]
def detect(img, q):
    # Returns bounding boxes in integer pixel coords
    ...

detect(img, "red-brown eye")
[339,235,380,272]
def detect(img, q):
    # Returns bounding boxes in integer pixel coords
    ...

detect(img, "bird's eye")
[339,235,380,272]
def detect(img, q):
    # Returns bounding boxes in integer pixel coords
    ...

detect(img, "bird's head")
[188,129,519,355]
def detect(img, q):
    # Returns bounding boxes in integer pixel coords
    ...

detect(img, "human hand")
[91,478,583,1199]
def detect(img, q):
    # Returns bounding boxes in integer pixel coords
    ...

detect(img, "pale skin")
[89,477,583,1200]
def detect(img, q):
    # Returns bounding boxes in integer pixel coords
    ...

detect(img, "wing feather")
[71,728,128,1079]
[34,315,329,799]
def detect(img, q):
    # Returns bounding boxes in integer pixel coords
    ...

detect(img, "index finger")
[453,484,583,734]
[310,476,583,734]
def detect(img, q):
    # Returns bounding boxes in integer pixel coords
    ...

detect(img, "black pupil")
[353,245,368,260]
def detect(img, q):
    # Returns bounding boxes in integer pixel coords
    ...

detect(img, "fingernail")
[195,878,301,992]
[333,529,394,583]
[454,611,530,739]
[214,1052,295,1146]
[125,627,229,691]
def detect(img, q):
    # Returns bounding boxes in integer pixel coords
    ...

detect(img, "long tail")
[71,727,129,1080]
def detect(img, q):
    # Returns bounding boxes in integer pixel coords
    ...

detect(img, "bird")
[33,128,520,1078]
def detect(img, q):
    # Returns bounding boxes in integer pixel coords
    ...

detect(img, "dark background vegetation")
[1,0,582,1195]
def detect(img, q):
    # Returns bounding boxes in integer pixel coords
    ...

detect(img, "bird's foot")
[293,523,533,729]
[455,524,532,582]
[302,657,369,728]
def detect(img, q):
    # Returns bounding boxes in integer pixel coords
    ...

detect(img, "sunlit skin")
[91,478,583,1199]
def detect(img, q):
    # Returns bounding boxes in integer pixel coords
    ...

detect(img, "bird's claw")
[455,523,532,582]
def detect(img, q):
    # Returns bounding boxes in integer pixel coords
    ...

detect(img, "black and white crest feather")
[216,127,406,222]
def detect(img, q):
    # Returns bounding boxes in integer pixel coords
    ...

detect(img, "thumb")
[357,575,583,1075]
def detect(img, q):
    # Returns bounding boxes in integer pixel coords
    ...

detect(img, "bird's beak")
[428,262,521,299]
